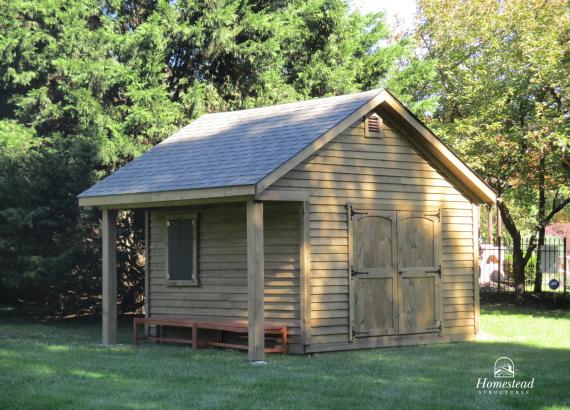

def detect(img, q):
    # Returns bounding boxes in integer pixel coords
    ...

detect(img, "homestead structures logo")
[475,357,535,395]
[494,357,515,378]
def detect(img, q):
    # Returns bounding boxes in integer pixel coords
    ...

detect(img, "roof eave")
[78,185,256,209]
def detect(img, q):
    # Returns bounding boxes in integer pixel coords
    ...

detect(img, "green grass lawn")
[1,305,569,410]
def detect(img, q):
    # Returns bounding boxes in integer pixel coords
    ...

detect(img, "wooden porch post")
[102,209,118,345]
[247,200,265,361]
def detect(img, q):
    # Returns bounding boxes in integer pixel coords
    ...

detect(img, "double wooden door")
[350,208,442,338]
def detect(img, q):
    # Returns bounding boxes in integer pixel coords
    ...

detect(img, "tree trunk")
[498,201,525,294]
[534,155,546,293]
[534,227,545,293]
[495,161,569,296]
[512,235,525,292]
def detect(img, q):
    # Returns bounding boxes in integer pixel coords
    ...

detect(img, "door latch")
[351,266,369,277]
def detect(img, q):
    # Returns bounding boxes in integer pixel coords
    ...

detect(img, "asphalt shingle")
[78,89,382,198]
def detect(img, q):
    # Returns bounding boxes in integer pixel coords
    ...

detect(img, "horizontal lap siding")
[149,204,248,321]
[148,203,302,350]
[271,118,476,350]
[263,203,301,347]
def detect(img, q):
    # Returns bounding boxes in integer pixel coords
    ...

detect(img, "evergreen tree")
[0,0,434,313]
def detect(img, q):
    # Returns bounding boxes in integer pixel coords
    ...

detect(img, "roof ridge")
[202,88,384,117]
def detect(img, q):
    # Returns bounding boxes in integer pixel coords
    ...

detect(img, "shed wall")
[270,114,477,352]
[148,202,302,352]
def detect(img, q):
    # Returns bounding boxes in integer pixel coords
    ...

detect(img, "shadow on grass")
[481,302,570,322]
[481,292,570,315]
[1,316,569,410]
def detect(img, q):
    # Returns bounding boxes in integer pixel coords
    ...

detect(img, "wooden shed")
[78,89,496,360]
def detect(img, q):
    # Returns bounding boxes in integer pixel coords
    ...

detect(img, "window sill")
[166,279,199,287]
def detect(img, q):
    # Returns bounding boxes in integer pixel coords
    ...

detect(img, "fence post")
[562,237,568,295]
[497,236,502,293]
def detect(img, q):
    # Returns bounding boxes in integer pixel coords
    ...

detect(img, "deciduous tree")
[416,0,570,293]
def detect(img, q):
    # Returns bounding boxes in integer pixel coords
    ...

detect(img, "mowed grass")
[0,305,569,410]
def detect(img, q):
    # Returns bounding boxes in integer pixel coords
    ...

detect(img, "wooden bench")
[133,318,200,348]
[133,317,287,353]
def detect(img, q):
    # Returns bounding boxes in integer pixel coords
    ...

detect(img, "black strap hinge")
[351,266,369,277]
[426,265,442,277]
[424,209,441,220]
[352,328,370,337]
[349,208,368,219]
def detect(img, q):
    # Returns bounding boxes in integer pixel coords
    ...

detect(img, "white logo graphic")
[494,357,515,378]
[475,357,534,395]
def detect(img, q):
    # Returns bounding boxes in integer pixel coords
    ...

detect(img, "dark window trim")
[165,213,199,287]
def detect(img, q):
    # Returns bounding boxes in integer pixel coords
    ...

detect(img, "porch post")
[246,200,265,361]
[102,209,118,345]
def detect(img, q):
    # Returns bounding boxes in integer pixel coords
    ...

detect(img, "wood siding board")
[300,201,311,350]
[305,332,475,353]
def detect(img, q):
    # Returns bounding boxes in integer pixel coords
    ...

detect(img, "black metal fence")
[480,237,568,294]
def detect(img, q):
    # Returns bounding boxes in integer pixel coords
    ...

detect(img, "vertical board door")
[397,212,442,334]
[351,210,398,337]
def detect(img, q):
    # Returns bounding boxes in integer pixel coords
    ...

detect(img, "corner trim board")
[144,210,150,336]
[472,204,481,334]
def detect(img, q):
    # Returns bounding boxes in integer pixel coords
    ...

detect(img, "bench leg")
[282,327,288,354]
[133,321,138,345]
[192,323,198,349]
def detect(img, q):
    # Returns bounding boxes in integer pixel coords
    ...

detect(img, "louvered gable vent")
[365,113,382,137]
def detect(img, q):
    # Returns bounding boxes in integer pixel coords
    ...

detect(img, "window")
[365,113,382,138]
[165,214,198,286]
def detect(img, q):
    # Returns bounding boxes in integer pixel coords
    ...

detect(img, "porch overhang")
[78,186,311,210]
[96,191,311,361]
[78,185,256,209]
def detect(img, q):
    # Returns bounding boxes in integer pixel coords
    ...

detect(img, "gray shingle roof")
[78,89,382,198]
